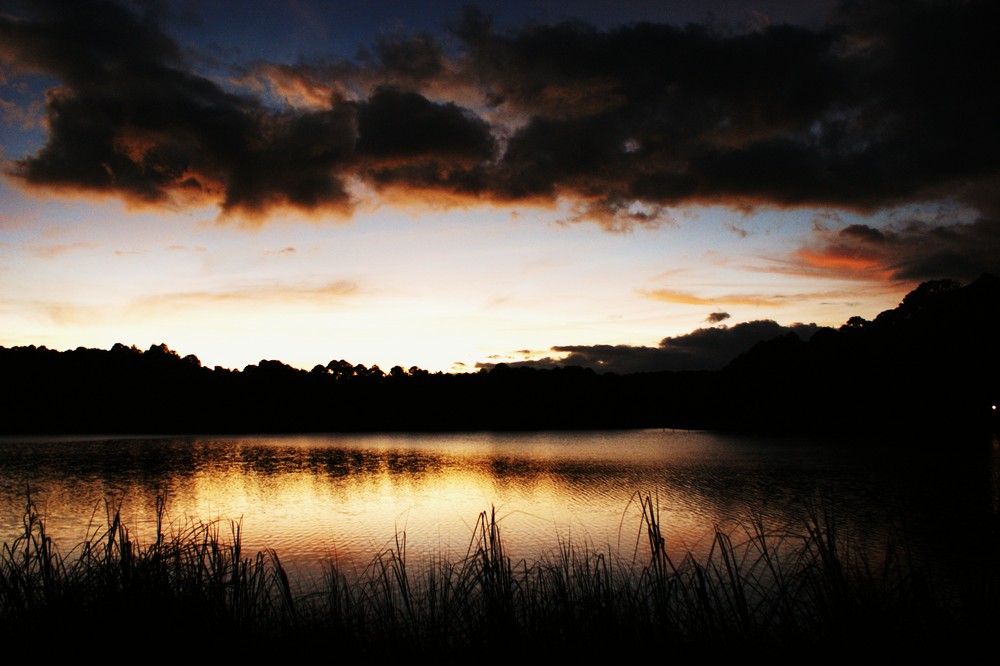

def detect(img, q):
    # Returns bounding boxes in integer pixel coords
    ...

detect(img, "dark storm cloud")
[369,32,445,82]
[840,224,886,244]
[480,321,820,374]
[3,0,1000,225]
[707,312,731,323]
[357,86,494,161]
[353,87,496,197]
[0,0,358,215]
[464,0,1000,219]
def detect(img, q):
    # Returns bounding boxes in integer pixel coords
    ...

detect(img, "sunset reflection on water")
[0,430,986,583]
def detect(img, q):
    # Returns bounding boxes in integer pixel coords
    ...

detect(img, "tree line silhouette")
[3,275,997,439]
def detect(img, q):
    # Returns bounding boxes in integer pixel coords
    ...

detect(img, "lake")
[1,429,996,586]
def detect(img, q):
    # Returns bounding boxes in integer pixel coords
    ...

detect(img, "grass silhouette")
[1,491,995,659]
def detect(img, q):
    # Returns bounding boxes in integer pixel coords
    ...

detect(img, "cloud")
[368,31,446,83]
[706,312,731,323]
[130,280,360,313]
[3,279,360,327]
[793,217,1000,282]
[1,1,358,217]
[240,62,350,111]
[355,86,496,195]
[1,95,44,130]
[641,289,792,308]
[480,320,821,374]
[3,0,999,230]
[27,241,95,258]
[0,297,103,325]
[43,302,99,324]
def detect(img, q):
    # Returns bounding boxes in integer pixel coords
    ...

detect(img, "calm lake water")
[1,430,997,584]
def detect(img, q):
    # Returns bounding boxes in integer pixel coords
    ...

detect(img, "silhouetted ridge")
[718,274,999,436]
[2,275,997,437]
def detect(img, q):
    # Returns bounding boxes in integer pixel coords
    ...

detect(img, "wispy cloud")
[27,242,96,258]
[0,298,104,325]
[129,280,360,313]
[640,289,791,308]
[264,247,297,256]
[1,96,44,130]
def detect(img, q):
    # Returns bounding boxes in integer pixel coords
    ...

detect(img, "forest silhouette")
[3,274,997,439]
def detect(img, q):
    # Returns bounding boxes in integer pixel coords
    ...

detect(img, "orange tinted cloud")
[243,63,349,110]
[640,289,790,308]
[784,218,1000,282]
[793,248,889,276]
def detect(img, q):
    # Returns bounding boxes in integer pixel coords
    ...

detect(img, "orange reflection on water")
[0,431,923,585]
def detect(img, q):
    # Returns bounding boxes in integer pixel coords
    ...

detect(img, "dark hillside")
[716,275,1000,437]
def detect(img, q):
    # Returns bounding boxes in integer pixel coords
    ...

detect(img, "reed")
[0,491,994,658]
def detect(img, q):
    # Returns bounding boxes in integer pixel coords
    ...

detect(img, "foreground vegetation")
[1,494,996,659]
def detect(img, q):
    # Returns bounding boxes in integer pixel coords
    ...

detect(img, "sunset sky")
[1,0,997,373]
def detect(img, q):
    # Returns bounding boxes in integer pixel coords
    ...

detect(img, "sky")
[1,0,998,374]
